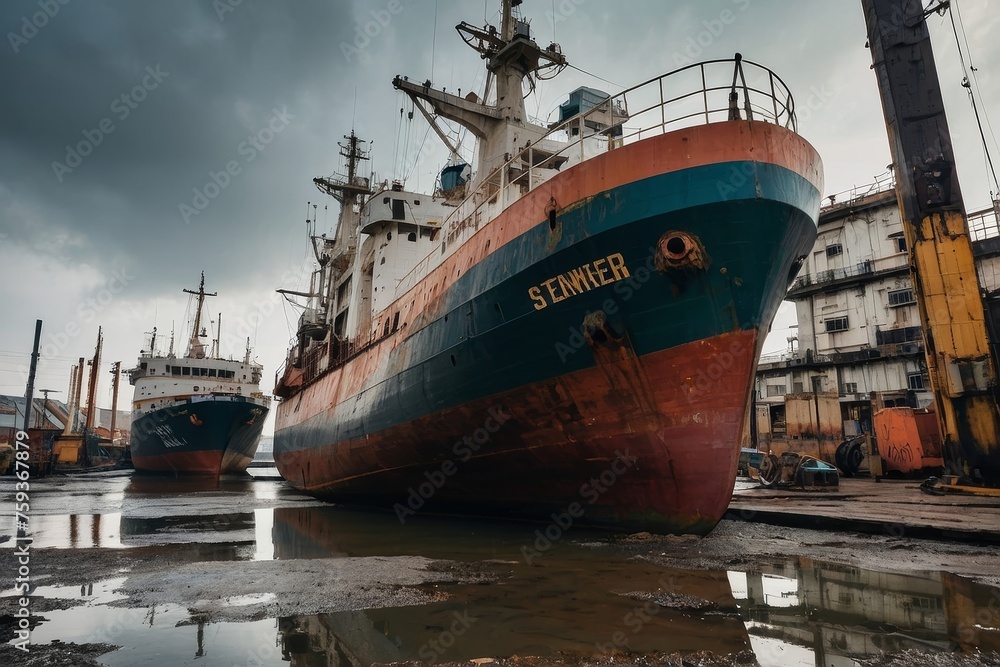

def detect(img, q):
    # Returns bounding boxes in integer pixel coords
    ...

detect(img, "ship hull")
[275,121,823,533]
[131,396,268,475]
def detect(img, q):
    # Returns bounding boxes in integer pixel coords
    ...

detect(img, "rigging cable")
[567,63,622,92]
[401,99,414,183]
[947,1,1000,194]
[953,0,1000,169]
[392,101,404,182]
[404,125,434,187]
[430,0,438,84]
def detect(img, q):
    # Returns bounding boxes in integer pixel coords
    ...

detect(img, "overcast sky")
[2,0,998,434]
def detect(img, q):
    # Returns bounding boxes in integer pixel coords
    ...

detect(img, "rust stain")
[655,231,710,273]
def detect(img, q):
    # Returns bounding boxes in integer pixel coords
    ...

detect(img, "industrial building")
[754,181,1000,457]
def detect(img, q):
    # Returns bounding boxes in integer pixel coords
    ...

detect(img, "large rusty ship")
[273,0,823,533]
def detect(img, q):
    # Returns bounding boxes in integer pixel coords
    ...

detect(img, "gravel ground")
[0,641,120,666]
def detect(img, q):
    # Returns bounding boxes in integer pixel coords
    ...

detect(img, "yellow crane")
[862,0,1000,492]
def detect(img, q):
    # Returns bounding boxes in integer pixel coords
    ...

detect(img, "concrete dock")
[728,477,1000,544]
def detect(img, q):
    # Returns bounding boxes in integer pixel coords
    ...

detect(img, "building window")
[826,244,843,258]
[843,382,858,394]
[907,372,925,390]
[888,288,915,306]
[182,367,191,376]
[893,235,907,253]
[825,317,849,333]
[766,384,786,397]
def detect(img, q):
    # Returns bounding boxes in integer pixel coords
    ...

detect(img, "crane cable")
[947,0,1000,196]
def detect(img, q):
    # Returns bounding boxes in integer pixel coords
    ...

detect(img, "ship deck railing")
[397,56,798,295]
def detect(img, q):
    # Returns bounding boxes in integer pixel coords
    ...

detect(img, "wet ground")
[1,471,1000,666]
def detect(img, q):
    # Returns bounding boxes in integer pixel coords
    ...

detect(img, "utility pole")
[863,0,1000,488]
[38,389,57,429]
[109,362,121,444]
[22,320,42,433]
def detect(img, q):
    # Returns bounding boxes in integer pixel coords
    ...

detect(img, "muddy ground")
[2,472,1000,666]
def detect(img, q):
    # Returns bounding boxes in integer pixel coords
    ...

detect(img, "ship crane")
[863,0,1000,492]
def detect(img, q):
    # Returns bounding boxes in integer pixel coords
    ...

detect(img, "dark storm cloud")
[0,0,363,290]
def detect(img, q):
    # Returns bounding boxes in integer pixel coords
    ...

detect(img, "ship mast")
[183,272,217,359]
[313,132,372,206]
[391,0,567,181]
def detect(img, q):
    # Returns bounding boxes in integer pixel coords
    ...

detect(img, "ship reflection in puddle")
[116,475,274,558]
[270,506,1000,666]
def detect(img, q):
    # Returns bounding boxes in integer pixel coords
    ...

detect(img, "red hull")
[275,330,756,534]
[131,449,252,476]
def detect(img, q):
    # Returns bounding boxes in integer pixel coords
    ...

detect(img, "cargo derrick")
[862,0,1000,490]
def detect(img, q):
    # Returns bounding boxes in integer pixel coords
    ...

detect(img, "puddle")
[4,476,1000,665]
[12,513,127,549]
[23,603,286,666]
[1,577,128,606]
[16,556,995,667]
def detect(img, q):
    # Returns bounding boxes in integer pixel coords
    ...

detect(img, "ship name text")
[529,253,630,310]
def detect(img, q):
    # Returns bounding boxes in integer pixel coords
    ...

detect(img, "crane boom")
[862,0,1000,486]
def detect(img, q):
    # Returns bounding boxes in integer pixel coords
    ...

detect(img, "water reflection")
[125,473,256,495]
[270,505,752,662]
[9,476,1000,665]
[732,558,1000,666]
[268,506,1000,665]
[23,513,125,549]
[117,474,273,558]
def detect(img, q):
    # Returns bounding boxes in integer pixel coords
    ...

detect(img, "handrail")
[398,55,798,293]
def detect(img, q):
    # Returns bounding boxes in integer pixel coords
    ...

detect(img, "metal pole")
[109,362,121,444]
[63,365,77,436]
[22,319,42,433]
[72,357,85,433]
[84,327,103,433]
